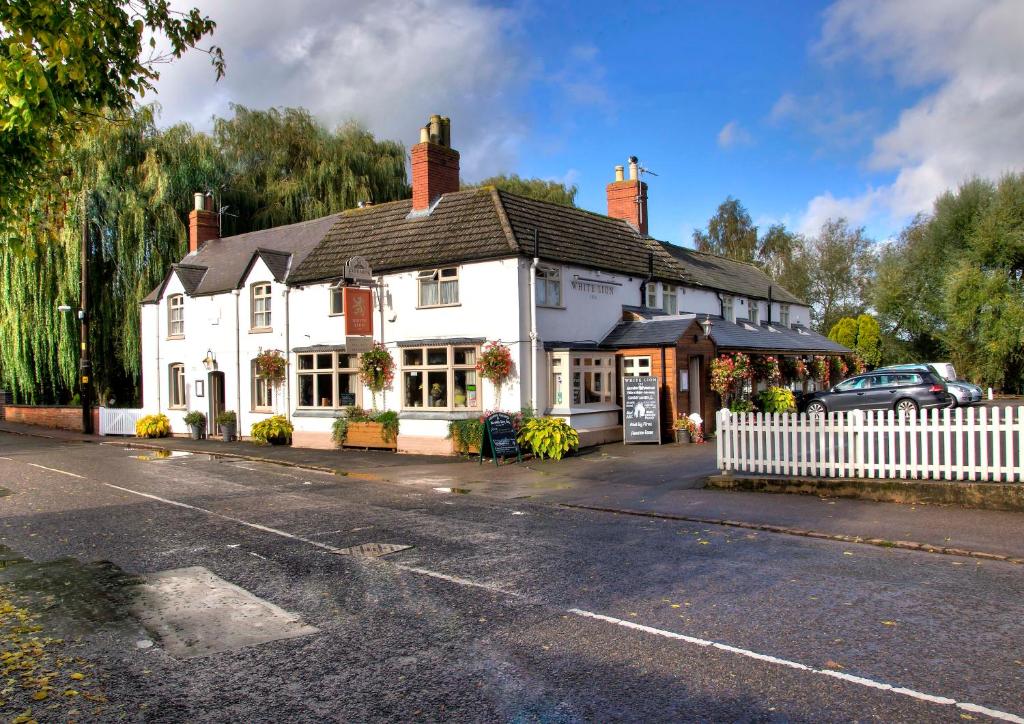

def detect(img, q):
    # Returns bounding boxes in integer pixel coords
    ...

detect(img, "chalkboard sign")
[339,392,356,407]
[623,376,661,444]
[479,412,522,465]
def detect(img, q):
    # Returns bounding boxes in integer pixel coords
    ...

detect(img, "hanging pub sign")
[345,256,373,285]
[479,412,522,466]
[623,375,661,444]
[345,288,373,337]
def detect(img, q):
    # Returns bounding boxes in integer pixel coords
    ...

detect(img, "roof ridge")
[494,188,642,233]
[488,187,521,255]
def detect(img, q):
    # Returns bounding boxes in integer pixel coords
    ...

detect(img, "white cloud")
[797,189,881,237]
[716,120,752,149]
[148,0,527,180]
[798,0,1024,232]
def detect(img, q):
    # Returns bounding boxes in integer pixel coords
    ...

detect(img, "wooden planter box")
[343,421,397,451]
[450,440,481,455]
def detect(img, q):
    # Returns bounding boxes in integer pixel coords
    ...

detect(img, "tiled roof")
[256,249,292,282]
[600,315,851,354]
[173,264,207,295]
[290,190,513,284]
[659,243,804,304]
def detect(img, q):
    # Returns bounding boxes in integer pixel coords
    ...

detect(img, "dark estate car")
[799,367,949,415]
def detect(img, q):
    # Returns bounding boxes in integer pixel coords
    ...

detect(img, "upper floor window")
[168,363,186,408]
[663,285,678,315]
[297,352,360,408]
[329,287,344,316]
[536,267,562,307]
[780,304,791,327]
[748,299,759,324]
[168,294,184,337]
[402,345,479,409]
[722,295,735,323]
[645,282,658,309]
[418,267,459,308]
[251,283,272,330]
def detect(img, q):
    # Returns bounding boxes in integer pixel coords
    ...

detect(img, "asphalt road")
[1,432,1022,722]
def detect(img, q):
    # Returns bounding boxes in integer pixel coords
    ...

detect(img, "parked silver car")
[876,363,981,408]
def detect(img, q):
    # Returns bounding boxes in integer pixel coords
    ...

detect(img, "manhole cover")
[334,543,412,558]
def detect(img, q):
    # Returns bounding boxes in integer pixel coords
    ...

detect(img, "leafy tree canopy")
[828,314,882,367]
[0,0,224,246]
[465,174,577,207]
[693,196,758,261]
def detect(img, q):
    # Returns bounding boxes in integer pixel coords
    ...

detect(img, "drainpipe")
[284,287,291,421]
[640,252,654,307]
[234,289,241,435]
[377,274,386,409]
[155,306,161,410]
[529,228,540,413]
[768,286,773,325]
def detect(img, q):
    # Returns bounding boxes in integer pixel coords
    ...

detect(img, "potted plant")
[674,414,704,444]
[135,414,171,438]
[341,407,399,451]
[251,415,293,445]
[183,410,206,440]
[447,417,484,455]
[216,410,237,441]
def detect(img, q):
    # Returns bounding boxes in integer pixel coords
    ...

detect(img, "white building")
[141,115,844,453]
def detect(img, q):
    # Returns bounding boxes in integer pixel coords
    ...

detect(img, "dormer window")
[168,294,184,337]
[664,284,678,314]
[418,267,459,307]
[748,299,759,325]
[780,304,791,327]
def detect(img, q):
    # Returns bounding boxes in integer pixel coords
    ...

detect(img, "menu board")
[623,376,661,444]
[480,412,522,465]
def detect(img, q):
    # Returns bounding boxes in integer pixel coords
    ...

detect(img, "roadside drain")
[334,543,413,557]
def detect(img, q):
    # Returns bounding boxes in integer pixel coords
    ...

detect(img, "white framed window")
[417,267,459,308]
[402,345,479,409]
[168,363,186,408]
[663,285,678,315]
[536,266,562,307]
[623,356,652,377]
[780,304,791,327]
[168,294,184,337]
[748,299,759,324]
[572,354,615,405]
[722,295,735,323]
[251,282,272,330]
[297,352,360,408]
[329,287,344,316]
[645,282,658,309]
[252,360,274,411]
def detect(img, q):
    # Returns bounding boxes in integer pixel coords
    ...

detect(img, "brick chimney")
[411,115,460,211]
[606,156,648,235]
[188,192,218,253]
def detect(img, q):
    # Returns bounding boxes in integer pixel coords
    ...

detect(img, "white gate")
[98,407,145,436]
[716,406,1024,482]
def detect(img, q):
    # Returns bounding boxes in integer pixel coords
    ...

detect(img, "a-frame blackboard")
[479,412,522,466]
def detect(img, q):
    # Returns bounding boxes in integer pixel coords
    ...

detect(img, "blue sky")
[152,0,1024,245]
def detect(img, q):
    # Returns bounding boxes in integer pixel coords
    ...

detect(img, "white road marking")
[102,482,348,555]
[27,463,83,478]
[0,456,13,460]
[568,609,1023,723]
[394,565,522,598]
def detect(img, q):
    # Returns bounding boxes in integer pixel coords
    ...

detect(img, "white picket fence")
[98,407,145,436]
[716,406,1024,482]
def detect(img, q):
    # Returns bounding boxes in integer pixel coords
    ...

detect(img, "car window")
[873,374,892,387]
[893,373,922,386]
[835,377,868,391]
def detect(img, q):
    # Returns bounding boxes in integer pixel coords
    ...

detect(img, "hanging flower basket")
[359,342,395,408]
[255,349,287,385]
[477,341,514,386]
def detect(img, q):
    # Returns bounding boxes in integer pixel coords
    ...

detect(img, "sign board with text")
[479,412,522,465]
[623,375,661,444]
[345,256,373,284]
[344,288,373,337]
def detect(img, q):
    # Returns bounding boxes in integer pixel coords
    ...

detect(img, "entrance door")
[208,371,225,435]
[688,356,702,415]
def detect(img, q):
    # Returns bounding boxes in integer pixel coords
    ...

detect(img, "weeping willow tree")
[0,103,409,404]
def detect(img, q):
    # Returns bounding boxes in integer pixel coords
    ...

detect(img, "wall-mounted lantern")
[202,349,217,371]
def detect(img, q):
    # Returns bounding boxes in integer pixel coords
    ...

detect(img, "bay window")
[548,351,616,408]
[297,352,360,408]
[402,345,479,409]
[417,267,459,307]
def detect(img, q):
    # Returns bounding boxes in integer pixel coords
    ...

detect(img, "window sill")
[415,303,461,310]
[168,405,186,410]
[328,313,344,317]
[537,304,565,310]
[251,408,274,414]
[399,410,481,420]
[293,409,347,418]
[549,403,621,415]
[166,335,184,341]
[249,327,273,334]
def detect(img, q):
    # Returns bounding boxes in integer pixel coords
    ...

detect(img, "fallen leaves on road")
[881,621,898,627]
[824,660,844,670]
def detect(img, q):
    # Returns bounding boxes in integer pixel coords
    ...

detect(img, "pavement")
[0,431,1023,721]
[3,419,1024,562]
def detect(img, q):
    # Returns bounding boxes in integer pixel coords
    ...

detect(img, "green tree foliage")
[0,0,224,244]
[804,219,875,333]
[465,174,577,207]
[0,104,409,403]
[828,314,882,367]
[693,196,758,261]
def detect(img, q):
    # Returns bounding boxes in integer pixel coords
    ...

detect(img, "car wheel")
[947,395,958,409]
[895,398,918,417]
[805,401,827,415]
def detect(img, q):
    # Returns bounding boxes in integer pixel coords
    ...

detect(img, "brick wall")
[605,179,648,235]
[3,405,99,433]
[411,142,460,211]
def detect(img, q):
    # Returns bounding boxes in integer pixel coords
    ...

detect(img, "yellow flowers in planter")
[135,414,170,438]
[250,415,294,445]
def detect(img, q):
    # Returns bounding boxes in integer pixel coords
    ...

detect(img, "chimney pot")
[411,114,460,211]
[428,114,442,144]
[606,157,649,236]
[193,192,204,211]
[419,126,430,144]
[614,165,624,182]
[188,191,219,253]
[628,156,639,181]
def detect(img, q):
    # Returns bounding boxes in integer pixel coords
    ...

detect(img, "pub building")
[141,115,848,454]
